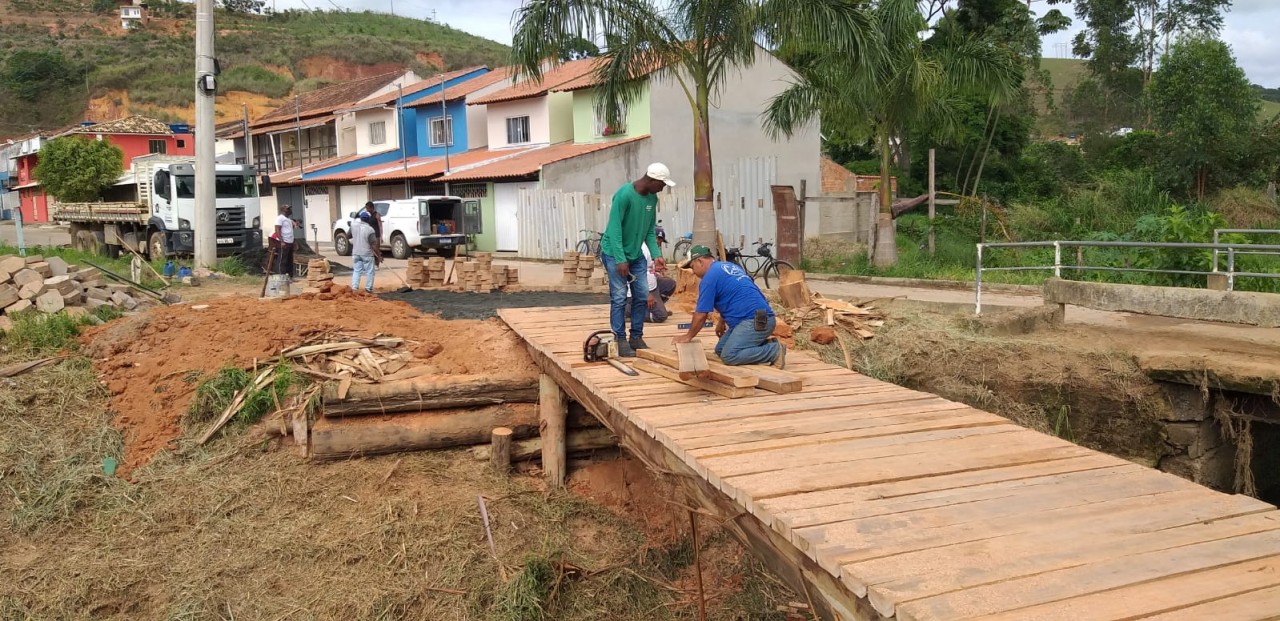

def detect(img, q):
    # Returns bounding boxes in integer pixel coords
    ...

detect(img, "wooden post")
[490,427,512,473]
[927,148,936,256]
[539,374,567,488]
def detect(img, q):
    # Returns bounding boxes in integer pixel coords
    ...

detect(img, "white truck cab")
[333,195,466,259]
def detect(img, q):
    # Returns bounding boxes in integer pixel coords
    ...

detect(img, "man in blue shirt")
[599,163,674,357]
[672,245,786,368]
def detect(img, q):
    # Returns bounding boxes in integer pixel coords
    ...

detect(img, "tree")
[559,36,601,61]
[33,138,125,204]
[1,49,77,102]
[1148,36,1256,199]
[220,0,267,14]
[510,0,878,251]
[765,0,1019,265]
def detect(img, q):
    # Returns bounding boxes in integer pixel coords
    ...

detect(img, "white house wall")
[465,76,517,150]
[338,184,369,220]
[647,46,822,238]
[486,98,549,149]
[353,107,398,155]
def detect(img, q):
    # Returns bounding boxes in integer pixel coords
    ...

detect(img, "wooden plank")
[675,341,711,379]
[634,390,944,429]
[706,354,805,393]
[637,348,758,388]
[673,402,982,449]
[1137,583,1280,620]
[630,360,755,399]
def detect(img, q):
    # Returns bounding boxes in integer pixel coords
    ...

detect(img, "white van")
[333,195,467,259]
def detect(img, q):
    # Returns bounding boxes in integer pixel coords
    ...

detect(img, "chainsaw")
[583,330,639,376]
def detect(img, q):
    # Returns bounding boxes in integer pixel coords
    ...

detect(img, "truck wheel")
[149,231,168,260]
[436,246,456,259]
[102,244,122,260]
[390,233,410,260]
[334,231,352,256]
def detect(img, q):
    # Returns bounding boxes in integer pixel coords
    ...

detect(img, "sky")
[266,0,1280,87]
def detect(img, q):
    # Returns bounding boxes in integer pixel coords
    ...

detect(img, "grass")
[1,307,120,355]
[218,64,294,99]
[213,256,249,277]
[494,555,557,621]
[187,362,303,428]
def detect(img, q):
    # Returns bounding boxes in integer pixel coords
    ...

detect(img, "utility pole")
[243,102,253,170]
[193,0,217,269]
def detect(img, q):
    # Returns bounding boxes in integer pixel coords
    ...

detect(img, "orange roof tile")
[406,66,515,108]
[254,72,404,126]
[345,66,488,110]
[358,147,540,183]
[469,59,602,106]
[550,57,661,92]
[438,137,648,183]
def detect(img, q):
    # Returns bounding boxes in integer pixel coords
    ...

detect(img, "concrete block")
[1206,273,1228,291]
[0,284,18,309]
[35,290,65,314]
[26,262,52,278]
[44,256,68,277]
[5,299,32,315]
[1043,277,1280,328]
[0,256,25,275]
[11,269,43,289]
[85,287,112,302]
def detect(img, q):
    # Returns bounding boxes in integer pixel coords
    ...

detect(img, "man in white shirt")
[625,244,673,323]
[271,204,297,276]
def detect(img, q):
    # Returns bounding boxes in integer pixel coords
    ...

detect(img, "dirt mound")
[82,292,537,475]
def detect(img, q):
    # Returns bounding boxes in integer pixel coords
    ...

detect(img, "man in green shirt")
[600,163,674,357]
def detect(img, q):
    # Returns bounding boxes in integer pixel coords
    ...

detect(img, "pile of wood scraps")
[629,341,804,399]
[279,331,416,386]
[792,296,886,340]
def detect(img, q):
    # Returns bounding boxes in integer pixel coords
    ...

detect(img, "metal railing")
[1213,229,1280,272]
[975,240,1280,314]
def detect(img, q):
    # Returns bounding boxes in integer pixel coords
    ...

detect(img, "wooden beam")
[539,373,567,489]
[472,427,618,463]
[676,341,711,380]
[630,360,755,399]
[638,348,759,388]
[705,354,806,394]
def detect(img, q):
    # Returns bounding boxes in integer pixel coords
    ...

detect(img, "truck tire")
[149,231,168,260]
[390,233,410,260]
[334,231,352,256]
[436,246,456,259]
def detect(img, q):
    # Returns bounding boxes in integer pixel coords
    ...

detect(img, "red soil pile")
[81,290,537,475]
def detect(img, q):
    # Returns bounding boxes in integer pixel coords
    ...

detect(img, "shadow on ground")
[381,290,609,320]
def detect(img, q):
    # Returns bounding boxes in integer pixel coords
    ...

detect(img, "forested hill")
[0,0,511,138]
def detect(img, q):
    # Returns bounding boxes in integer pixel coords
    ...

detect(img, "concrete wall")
[1043,278,1280,327]
[354,108,398,155]
[647,46,821,235]
[464,77,517,150]
[547,92,575,144]
[541,138,650,196]
[486,98,548,148]
[571,84,652,143]
[412,99,468,158]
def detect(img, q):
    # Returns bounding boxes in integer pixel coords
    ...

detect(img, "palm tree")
[764,0,1020,266]
[510,0,879,252]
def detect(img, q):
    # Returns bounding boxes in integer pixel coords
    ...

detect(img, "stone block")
[85,298,110,310]
[44,256,68,277]
[64,306,89,319]
[44,275,77,295]
[104,284,132,294]
[19,281,47,300]
[85,287,112,302]
[111,291,138,310]
[0,255,25,275]
[0,316,11,332]
[12,269,43,289]
[27,262,52,278]
[62,290,83,306]
[22,255,43,265]
[35,290,65,314]
[5,299,32,315]
[0,269,10,286]
[0,284,18,309]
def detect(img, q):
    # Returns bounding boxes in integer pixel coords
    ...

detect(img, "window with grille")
[149,139,167,154]
[451,183,487,199]
[429,117,453,147]
[506,116,531,144]
[369,121,387,145]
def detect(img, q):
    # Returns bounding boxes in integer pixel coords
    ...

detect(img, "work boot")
[772,343,787,370]
[629,336,650,351]
[616,339,636,358]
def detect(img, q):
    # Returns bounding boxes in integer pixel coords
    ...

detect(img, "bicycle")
[672,233,693,262]
[576,229,603,257]
[725,240,794,289]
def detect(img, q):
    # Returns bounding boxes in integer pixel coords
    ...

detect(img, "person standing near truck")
[349,211,382,292]
[362,201,383,240]
[271,204,298,276]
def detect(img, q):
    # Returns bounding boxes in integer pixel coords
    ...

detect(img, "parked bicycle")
[672,233,693,262]
[726,240,794,289]
[576,229,603,257]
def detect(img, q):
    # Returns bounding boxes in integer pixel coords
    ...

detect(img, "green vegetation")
[0,307,118,356]
[0,6,510,130]
[188,363,301,427]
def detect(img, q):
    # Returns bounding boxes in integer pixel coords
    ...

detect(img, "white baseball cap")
[646,162,677,187]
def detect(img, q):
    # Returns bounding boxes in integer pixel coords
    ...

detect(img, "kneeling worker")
[671,245,785,368]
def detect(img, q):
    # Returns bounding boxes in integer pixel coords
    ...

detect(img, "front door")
[494,182,534,252]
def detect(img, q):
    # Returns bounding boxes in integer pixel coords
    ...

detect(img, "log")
[490,427,513,473]
[322,375,539,416]
[540,373,567,489]
[308,404,539,459]
[472,427,618,463]
[777,270,813,309]
[637,348,758,388]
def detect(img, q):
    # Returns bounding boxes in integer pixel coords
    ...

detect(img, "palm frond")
[759,0,882,72]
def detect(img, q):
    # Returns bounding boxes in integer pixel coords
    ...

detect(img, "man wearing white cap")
[599,163,675,357]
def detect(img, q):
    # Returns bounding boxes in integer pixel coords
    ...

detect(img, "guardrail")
[1213,229,1280,272]
[975,240,1280,314]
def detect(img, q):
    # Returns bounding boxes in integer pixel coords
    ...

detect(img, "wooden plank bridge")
[499,305,1280,621]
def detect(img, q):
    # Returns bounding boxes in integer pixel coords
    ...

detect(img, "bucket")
[264,274,291,298]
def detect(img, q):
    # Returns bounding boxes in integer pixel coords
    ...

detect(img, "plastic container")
[163,261,176,277]
[264,274,291,298]
[177,266,193,279]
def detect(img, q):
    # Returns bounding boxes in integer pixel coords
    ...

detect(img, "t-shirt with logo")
[275,214,295,244]
[695,261,773,329]
[600,183,660,263]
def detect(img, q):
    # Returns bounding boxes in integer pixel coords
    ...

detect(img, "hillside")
[0,0,510,138]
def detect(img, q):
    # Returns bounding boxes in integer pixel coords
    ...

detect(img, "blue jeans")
[601,253,648,340]
[715,316,779,365]
[351,254,376,292]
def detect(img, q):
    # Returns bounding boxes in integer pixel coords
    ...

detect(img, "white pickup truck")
[332,195,466,259]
